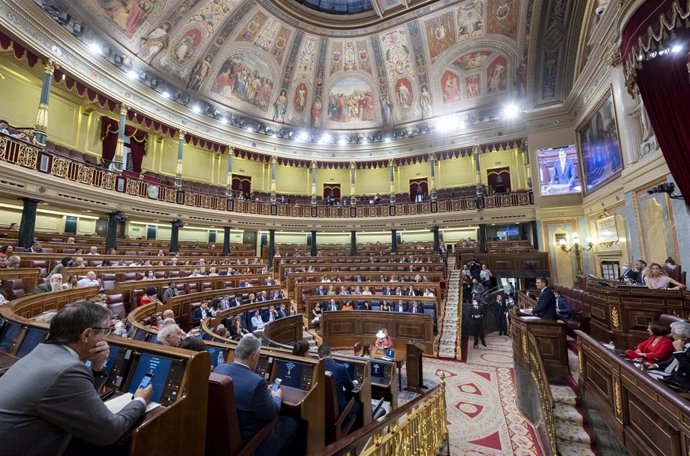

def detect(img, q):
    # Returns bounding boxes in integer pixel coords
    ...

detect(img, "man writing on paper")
[0,301,152,455]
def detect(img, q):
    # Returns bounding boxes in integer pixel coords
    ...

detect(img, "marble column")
[350,231,357,256]
[222,226,231,256]
[105,211,123,252]
[33,59,56,147]
[113,104,128,172]
[17,198,40,248]
[225,147,234,198]
[175,131,185,189]
[391,229,398,253]
[310,230,317,257]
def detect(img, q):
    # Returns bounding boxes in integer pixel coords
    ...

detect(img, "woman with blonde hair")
[645,263,686,290]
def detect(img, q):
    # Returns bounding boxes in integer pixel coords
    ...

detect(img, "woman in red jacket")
[625,321,673,363]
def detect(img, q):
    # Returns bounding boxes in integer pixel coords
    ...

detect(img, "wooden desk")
[576,329,690,456]
[509,310,569,383]
[320,310,435,356]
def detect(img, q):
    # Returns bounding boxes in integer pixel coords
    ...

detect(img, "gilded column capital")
[42,59,58,75]
[178,130,186,141]
[119,104,129,116]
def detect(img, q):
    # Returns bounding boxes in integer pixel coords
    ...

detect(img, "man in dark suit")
[549,149,577,190]
[619,262,639,283]
[470,299,486,348]
[192,302,211,326]
[231,296,243,307]
[493,294,508,336]
[326,299,339,312]
[0,302,151,455]
[649,321,690,391]
[318,344,357,414]
[532,277,557,320]
[214,334,297,456]
[395,300,407,312]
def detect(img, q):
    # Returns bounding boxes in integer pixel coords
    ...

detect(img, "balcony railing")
[0,135,534,218]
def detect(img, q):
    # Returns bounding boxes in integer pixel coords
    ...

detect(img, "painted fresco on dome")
[441,71,461,104]
[394,78,414,109]
[296,36,318,81]
[457,0,485,41]
[487,0,518,38]
[212,54,275,112]
[293,82,309,113]
[487,56,507,93]
[330,40,371,75]
[453,50,492,72]
[186,0,239,34]
[138,22,171,62]
[425,12,456,63]
[270,27,291,65]
[94,0,162,39]
[420,84,433,118]
[326,78,376,124]
[238,12,268,43]
[465,75,481,98]
[171,27,204,64]
[381,29,412,76]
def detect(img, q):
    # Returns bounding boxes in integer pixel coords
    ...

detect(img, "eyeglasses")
[91,326,114,335]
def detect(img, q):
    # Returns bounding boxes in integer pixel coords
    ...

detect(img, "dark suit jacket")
[213,362,293,455]
[0,344,145,456]
[533,287,558,320]
[33,283,53,294]
[550,158,576,187]
[324,358,354,413]
[657,344,690,390]
[621,269,639,283]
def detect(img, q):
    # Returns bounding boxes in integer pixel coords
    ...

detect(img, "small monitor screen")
[133,329,148,341]
[384,348,395,359]
[370,361,387,380]
[207,346,227,370]
[102,345,122,377]
[272,359,314,390]
[128,353,174,403]
[16,328,48,357]
[0,322,22,353]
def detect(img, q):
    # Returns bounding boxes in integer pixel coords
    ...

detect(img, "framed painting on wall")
[577,88,623,194]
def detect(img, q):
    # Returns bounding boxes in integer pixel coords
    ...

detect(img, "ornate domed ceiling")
[47,0,552,134]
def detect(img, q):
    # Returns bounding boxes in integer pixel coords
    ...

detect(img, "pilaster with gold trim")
[310,160,317,206]
[175,130,185,188]
[225,146,234,197]
[429,152,437,201]
[270,155,277,203]
[350,161,356,206]
[113,104,128,172]
[388,159,396,204]
[33,59,57,147]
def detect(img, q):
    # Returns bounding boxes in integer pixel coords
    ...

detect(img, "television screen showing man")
[537,145,582,195]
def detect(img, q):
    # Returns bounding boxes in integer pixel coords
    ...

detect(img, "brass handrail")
[525,332,558,455]
[315,380,449,456]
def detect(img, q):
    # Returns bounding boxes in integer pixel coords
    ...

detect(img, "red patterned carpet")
[421,334,544,456]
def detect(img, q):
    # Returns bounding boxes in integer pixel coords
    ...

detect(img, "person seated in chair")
[645,263,686,290]
[214,334,298,456]
[647,321,690,391]
[250,309,266,331]
[553,290,573,320]
[625,321,673,363]
[318,344,358,415]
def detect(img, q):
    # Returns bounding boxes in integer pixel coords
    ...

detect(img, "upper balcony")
[0,134,535,230]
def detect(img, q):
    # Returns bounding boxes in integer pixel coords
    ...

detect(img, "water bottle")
[609,340,615,350]
[217,351,225,365]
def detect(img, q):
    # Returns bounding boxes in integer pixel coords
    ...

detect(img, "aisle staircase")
[550,385,597,456]
[437,257,462,360]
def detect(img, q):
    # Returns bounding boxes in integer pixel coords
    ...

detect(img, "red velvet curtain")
[636,43,690,201]
[100,117,118,167]
[621,0,690,203]
[100,117,147,172]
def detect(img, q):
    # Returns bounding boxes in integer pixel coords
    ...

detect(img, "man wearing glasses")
[0,301,152,455]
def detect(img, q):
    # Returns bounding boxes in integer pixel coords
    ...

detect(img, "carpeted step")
[550,385,579,406]
[553,403,585,425]
[555,421,593,445]
[557,440,597,456]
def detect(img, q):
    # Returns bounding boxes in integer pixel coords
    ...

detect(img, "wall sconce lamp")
[558,233,593,276]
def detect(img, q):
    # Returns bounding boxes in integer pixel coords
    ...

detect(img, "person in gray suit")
[0,301,152,456]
